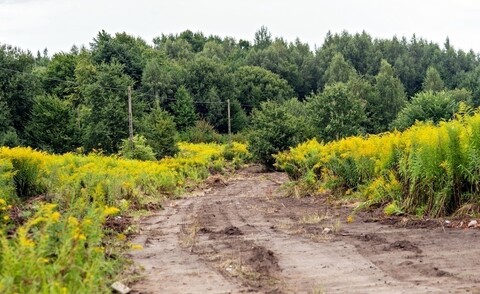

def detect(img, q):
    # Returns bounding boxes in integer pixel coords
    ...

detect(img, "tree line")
[1,27,479,162]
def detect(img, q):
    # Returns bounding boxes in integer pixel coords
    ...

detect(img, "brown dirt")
[127,166,480,293]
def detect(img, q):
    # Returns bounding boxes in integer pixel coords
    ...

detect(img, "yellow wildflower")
[18,228,35,248]
[346,215,355,223]
[68,216,79,226]
[93,246,104,253]
[74,233,87,241]
[103,206,120,217]
[50,212,61,222]
[130,244,143,250]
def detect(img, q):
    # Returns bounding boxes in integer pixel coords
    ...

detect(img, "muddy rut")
[128,167,480,293]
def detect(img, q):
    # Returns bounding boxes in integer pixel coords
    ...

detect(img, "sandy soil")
[128,166,480,293]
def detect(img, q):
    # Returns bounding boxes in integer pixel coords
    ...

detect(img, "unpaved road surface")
[128,167,480,293]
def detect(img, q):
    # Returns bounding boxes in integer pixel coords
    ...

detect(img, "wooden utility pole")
[227,99,232,143]
[128,86,134,144]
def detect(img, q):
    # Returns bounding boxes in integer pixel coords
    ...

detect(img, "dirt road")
[128,166,480,293]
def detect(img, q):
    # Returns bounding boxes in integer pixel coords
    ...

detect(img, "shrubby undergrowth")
[276,112,480,217]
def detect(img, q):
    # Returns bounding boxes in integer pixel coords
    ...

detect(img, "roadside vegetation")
[276,110,480,217]
[0,142,249,293]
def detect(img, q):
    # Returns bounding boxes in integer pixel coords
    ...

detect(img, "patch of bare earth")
[128,166,480,293]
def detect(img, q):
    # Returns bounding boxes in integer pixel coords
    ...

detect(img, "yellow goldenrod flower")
[130,244,143,250]
[103,206,120,217]
[93,246,104,253]
[18,228,35,248]
[67,216,79,227]
[50,212,61,222]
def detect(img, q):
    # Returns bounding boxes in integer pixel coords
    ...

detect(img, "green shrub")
[248,99,312,168]
[118,135,156,161]
[179,120,222,143]
[10,155,46,199]
[140,107,178,159]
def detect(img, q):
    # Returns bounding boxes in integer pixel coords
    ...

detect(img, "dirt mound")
[246,245,280,275]
[386,240,422,254]
[357,233,387,243]
[205,175,227,187]
[418,265,451,277]
[221,225,243,235]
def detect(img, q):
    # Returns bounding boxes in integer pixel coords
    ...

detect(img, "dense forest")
[1,27,479,163]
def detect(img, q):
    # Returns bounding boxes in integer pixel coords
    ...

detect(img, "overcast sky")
[1,0,480,54]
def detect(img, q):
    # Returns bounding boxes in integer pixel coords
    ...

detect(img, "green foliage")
[171,86,197,131]
[0,98,10,135]
[392,91,458,130]
[0,158,15,202]
[179,120,222,143]
[234,66,294,113]
[10,154,46,199]
[422,67,445,92]
[323,52,357,86]
[0,45,42,135]
[140,107,178,159]
[184,56,234,131]
[384,201,404,216]
[4,28,480,164]
[0,129,20,148]
[254,26,272,49]
[80,61,133,153]
[248,99,312,167]
[371,59,407,132]
[42,52,78,98]
[459,65,480,106]
[118,135,156,161]
[25,95,78,154]
[307,83,366,141]
[90,30,149,82]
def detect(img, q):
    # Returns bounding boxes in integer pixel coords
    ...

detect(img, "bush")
[248,99,312,168]
[179,120,222,143]
[140,107,178,159]
[0,129,20,148]
[391,91,458,131]
[118,135,156,161]
[0,148,47,199]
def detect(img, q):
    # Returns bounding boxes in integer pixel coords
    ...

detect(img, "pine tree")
[171,86,197,131]
[423,67,445,92]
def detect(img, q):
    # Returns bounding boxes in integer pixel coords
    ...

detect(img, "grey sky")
[1,0,479,54]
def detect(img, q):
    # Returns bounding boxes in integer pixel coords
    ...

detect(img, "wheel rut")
[128,167,480,293]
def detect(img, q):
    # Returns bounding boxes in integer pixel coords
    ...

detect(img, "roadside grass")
[0,142,249,293]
